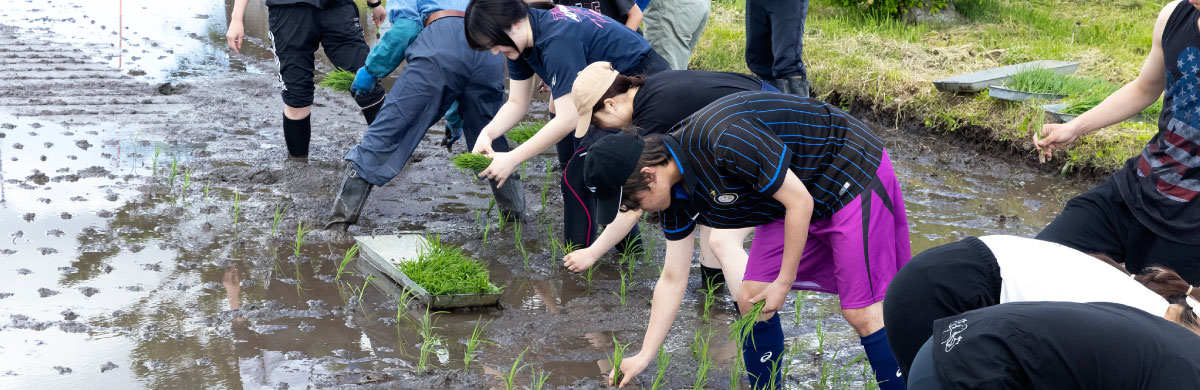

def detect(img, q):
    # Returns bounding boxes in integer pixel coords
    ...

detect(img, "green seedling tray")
[933,60,1080,93]
[988,85,1067,102]
[355,234,501,309]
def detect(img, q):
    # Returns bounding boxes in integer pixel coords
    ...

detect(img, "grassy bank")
[693,0,1162,174]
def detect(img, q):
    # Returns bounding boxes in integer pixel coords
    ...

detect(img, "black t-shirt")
[1114,0,1200,244]
[658,91,885,240]
[507,6,651,99]
[931,301,1200,389]
[552,0,636,25]
[631,70,765,136]
[265,0,352,8]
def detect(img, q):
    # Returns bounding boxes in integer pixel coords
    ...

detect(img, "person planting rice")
[562,61,782,297]
[325,0,527,230]
[225,0,388,159]
[882,235,1200,383]
[1035,0,1200,283]
[462,0,669,248]
[906,301,1200,389]
[582,91,911,389]
[551,0,643,32]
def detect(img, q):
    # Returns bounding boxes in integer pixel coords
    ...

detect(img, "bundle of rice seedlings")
[506,120,547,143]
[399,235,501,295]
[1062,85,1163,118]
[1005,68,1102,96]
[318,68,355,92]
[452,152,493,172]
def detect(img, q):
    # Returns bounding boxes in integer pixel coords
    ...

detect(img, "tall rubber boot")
[786,76,810,98]
[766,79,789,95]
[488,173,527,223]
[327,162,374,231]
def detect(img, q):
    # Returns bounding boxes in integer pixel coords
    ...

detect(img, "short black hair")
[464,0,555,51]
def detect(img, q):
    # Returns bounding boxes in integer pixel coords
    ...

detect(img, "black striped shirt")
[660,91,885,240]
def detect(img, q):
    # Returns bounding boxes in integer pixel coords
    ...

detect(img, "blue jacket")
[365,0,470,79]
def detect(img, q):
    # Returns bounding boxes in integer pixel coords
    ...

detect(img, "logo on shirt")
[941,318,968,352]
[712,190,738,204]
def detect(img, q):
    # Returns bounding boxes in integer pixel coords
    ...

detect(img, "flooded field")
[0,1,1097,389]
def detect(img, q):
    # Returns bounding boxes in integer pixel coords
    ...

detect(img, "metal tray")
[355,234,501,309]
[1042,104,1078,123]
[988,85,1067,102]
[933,60,1080,93]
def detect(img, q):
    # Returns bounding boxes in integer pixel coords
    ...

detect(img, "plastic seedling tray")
[988,85,1067,102]
[355,234,501,309]
[1042,104,1078,123]
[933,60,1080,93]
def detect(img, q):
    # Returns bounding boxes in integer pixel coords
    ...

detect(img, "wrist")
[366,0,382,8]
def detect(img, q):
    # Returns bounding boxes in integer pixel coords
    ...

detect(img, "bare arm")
[749,170,813,318]
[473,77,535,155]
[479,93,578,187]
[563,209,643,272]
[613,233,695,387]
[1036,1,1173,160]
[624,5,643,31]
[225,0,251,54]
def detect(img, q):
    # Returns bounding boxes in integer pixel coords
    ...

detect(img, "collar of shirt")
[662,135,698,199]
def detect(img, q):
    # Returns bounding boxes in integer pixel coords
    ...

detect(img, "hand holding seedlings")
[610,350,651,388]
[1036,122,1082,162]
[562,247,601,273]
[477,151,519,188]
[747,280,790,320]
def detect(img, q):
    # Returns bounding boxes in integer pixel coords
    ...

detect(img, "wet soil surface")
[0,1,1097,389]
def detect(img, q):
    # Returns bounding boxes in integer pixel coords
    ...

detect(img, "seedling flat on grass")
[1004,68,1099,96]
[400,235,501,295]
[317,68,354,92]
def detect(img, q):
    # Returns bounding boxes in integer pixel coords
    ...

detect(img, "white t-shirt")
[979,235,1171,317]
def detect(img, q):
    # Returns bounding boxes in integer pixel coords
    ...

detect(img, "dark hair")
[590,75,647,125]
[1132,266,1200,335]
[463,0,555,51]
[619,132,670,212]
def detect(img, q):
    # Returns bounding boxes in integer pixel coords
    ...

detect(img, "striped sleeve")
[713,119,789,197]
[660,208,695,241]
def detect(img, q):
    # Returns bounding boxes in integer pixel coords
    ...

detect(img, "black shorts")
[882,236,1001,380]
[267,2,381,108]
[1036,176,1200,283]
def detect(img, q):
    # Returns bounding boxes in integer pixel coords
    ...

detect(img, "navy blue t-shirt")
[507,6,651,99]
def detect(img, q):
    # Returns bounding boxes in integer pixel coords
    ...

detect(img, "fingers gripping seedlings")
[729,301,767,349]
[463,317,493,368]
[336,243,359,281]
[317,68,355,91]
[650,345,670,390]
[607,336,632,386]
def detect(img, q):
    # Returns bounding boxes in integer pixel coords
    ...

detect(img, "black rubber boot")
[786,76,810,98]
[282,113,311,158]
[489,173,527,223]
[327,162,374,231]
[700,264,726,292]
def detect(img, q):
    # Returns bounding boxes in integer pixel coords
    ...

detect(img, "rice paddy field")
[0,0,1122,389]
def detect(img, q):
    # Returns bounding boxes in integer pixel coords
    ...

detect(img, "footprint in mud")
[16,268,31,275]
[22,213,34,222]
[43,142,53,148]
[60,212,71,220]
[61,310,78,321]
[79,287,99,297]
[12,143,22,149]
[37,198,51,204]
[0,249,15,255]
[26,172,49,185]
[100,362,118,373]
[53,366,72,375]
[38,288,59,297]
[75,140,91,150]
[1,123,13,129]
[38,247,59,255]
[46,229,64,237]
[0,293,12,299]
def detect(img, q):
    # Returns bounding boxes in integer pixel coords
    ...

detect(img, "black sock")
[282,113,311,158]
[361,101,382,125]
[699,265,726,291]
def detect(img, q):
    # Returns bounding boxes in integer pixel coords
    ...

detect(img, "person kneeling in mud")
[908,301,1200,389]
[883,235,1200,383]
[582,91,911,389]
[326,1,526,230]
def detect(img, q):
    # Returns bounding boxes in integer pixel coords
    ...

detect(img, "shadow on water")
[0,0,1098,388]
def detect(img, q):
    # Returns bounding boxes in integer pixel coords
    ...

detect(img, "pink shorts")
[742,149,912,309]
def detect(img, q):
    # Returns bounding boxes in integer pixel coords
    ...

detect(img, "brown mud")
[0,1,1097,389]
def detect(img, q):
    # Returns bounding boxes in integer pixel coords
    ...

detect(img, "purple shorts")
[743,149,912,309]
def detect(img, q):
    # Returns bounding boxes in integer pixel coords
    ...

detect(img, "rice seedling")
[613,271,628,307]
[607,336,632,386]
[505,120,546,143]
[151,144,160,176]
[416,308,445,374]
[730,353,744,390]
[531,369,552,390]
[690,328,713,390]
[232,192,241,228]
[474,210,482,225]
[1062,85,1163,118]
[335,243,359,280]
[514,222,529,268]
[204,180,211,202]
[180,167,193,196]
[168,156,178,187]
[356,275,375,310]
[293,219,311,258]
[272,202,287,236]
[582,263,596,287]
[463,317,493,368]
[780,342,799,389]
[701,277,723,320]
[520,161,527,178]
[482,222,491,246]
[619,240,642,277]
[794,290,809,324]
[398,234,502,295]
[452,152,493,172]
[394,291,416,325]
[497,212,508,233]
[540,161,553,209]
[317,68,354,92]
[1004,68,1101,95]
[650,345,670,390]
[729,301,767,348]
[504,348,530,390]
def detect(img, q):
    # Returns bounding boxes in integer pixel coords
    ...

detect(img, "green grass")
[506,120,547,143]
[318,68,355,92]
[452,152,493,172]
[692,0,1164,173]
[399,235,501,295]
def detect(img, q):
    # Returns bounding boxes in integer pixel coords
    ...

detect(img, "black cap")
[581,131,644,225]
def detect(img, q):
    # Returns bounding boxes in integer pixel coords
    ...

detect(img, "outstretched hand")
[1035,123,1082,162]
[225,22,244,54]
[748,281,790,320]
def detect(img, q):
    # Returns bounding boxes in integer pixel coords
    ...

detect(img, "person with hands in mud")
[562,62,781,300]
[1035,0,1200,283]
[326,0,528,230]
[582,91,911,389]
[462,0,668,245]
[225,0,387,159]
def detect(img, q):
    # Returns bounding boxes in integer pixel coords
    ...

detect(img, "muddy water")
[0,1,1097,389]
